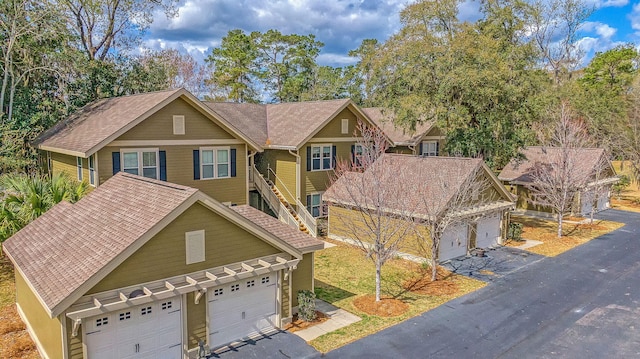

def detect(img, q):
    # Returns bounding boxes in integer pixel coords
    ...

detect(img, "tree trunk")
[375,260,382,302]
[431,237,438,282]
[557,213,563,237]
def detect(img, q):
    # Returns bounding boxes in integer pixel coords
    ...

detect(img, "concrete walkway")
[515,239,543,250]
[293,299,361,341]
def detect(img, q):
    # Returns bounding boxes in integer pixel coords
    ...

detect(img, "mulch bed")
[402,266,459,296]
[283,310,328,332]
[0,305,37,359]
[353,295,409,317]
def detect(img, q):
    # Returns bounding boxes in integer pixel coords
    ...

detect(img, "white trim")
[421,140,438,156]
[16,303,52,359]
[341,119,349,134]
[88,154,96,187]
[120,148,160,180]
[173,115,185,135]
[307,137,364,143]
[306,192,325,218]
[76,157,83,181]
[309,144,333,172]
[61,312,69,359]
[109,139,245,147]
[39,145,85,158]
[94,152,100,187]
[182,293,189,359]
[199,146,231,180]
[423,136,445,140]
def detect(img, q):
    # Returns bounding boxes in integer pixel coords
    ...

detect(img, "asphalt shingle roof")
[3,173,197,313]
[361,107,434,146]
[498,146,607,183]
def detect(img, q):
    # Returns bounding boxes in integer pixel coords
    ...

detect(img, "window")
[311,145,333,171]
[141,306,152,315]
[161,301,172,310]
[96,317,108,326]
[121,149,159,179]
[231,284,240,292]
[214,288,223,296]
[76,157,83,181]
[261,277,270,284]
[173,115,185,135]
[119,312,131,321]
[307,192,325,217]
[421,141,438,156]
[341,119,349,134]
[353,144,364,167]
[88,154,96,186]
[185,230,205,265]
[200,147,230,179]
[246,280,255,288]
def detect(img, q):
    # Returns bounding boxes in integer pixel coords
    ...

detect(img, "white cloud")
[629,3,640,31]
[584,0,629,9]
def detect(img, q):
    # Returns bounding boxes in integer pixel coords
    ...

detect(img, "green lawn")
[310,241,485,353]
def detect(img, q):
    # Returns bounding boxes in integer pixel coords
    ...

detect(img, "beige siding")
[67,317,83,359]
[186,292,206,349]
[97,144,248,204]
[256,150,297,203]
[290,253,314,307]
[87,203,281,294]
[51,152,78,179]
[301,142,353,207]
[116,98,235,141]
[15,271,64,359]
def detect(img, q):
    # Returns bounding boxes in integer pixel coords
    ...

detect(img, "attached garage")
[476,213,502,248]
[597,189,610,212]
[85,298,182,359]
[581,190,594,215]
[440,223,469,261]
[208,273,278,348]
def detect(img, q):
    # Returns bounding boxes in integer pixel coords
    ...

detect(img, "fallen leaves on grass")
[284,311,328,333]
[353,295,409,317]
[0,305,37,359]
[402,266,459,296]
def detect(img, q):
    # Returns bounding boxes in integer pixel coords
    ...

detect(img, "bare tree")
[325,121,419,302]
[525,102,594,237]
[413,164,495,282]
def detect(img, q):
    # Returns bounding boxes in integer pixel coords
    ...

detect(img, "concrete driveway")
[321,209,640,358]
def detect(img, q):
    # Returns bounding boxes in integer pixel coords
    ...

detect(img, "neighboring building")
[361,107,445,156]
[498,146,618,217]
[323,154,515,262]
[206,99,386,236]
[34,88,262,205]
[3,173,323,359]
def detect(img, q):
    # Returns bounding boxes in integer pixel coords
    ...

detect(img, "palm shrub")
[0,173,88,242]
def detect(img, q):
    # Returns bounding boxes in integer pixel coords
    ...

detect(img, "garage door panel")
[209,273,277,349]
[440,224,468,261]
[477,214,501,248]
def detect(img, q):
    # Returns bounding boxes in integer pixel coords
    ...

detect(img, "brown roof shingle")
[361,107,434,146]
[3,173,197,314]
[324,154,497,217]
[498,146,608,183]
[35,89,182,155]
[231,205,324,252]
[206,99,352,148]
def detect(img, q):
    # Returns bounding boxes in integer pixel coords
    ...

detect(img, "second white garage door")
[440,223,468,261]
[476,213,501,248]
[208,273,278,349]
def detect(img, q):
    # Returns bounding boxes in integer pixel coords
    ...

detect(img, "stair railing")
[266,167,317,237]
[252,166,299,230]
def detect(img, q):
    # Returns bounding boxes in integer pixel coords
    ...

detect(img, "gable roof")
[498,146,611,183]
[324,154,513,219]
[3,173,315,317]
[205,99,380,149]
[361,107,435,146]
[35,88,262,157]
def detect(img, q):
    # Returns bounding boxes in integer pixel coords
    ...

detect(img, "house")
[206,99,387,236]
[34,88,262,205]
[498,146,618,217]
[323,154,515,262]
[361,107,445,156]
[3,173,323,359]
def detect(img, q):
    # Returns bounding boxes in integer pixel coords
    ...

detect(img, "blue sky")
[145,0,640,68]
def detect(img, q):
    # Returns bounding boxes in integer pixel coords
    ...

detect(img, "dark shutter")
[332,145,337,169]
[436,142,440,156]
[230,148,237,177]
[306,147,311,171]
[306,195,312,212]
[418,142,423,156]
[193,150,200,180]
[112,152,121,175]
[351,145,355,163]
[159,151,167,181]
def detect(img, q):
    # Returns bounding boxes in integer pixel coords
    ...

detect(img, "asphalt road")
[322,210,640,359]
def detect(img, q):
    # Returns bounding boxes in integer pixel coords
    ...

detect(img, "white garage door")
[440,223,468,261]
[208,273,277,349]
[597,190,610,212]
[85,297,182,359]
[476,213,501,249]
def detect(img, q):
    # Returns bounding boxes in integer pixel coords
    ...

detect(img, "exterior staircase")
[268,180,310,235]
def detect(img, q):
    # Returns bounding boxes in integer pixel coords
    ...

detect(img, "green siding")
[281,272,291,318]
[186,292,206,349]
[301,142,353,207]
[67,317,83,359]
[291,253,314,307]
[98,144,248,204]
[87,203,281,294]
[314,107,359,138]
[15,271,64,359]
[387,146,415,155]
[256,150,297,203]
[116,98,235,141]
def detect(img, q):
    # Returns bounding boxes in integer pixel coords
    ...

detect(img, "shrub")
[507,222,523,241]
[297,290,317,322]
[613,175,630,199]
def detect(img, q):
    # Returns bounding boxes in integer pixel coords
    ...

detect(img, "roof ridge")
[118,172,196,192]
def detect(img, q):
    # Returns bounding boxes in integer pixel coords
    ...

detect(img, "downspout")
[247,149,256,205]
[288,149,301,202]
